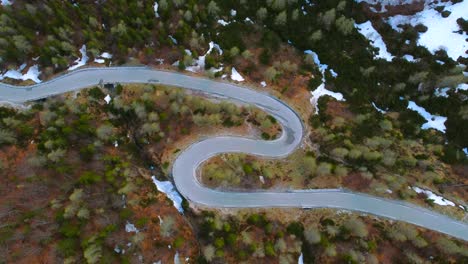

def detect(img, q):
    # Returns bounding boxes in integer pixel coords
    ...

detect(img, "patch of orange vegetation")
[325,100,354,121]
[127,187,199,262]
[342,172,372,192]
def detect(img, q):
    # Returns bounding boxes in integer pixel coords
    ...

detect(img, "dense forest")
[1,0,466,158]
[0,0,467,263]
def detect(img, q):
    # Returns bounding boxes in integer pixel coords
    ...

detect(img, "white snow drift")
[125,221,139,233]
[68,45,89,71]
[304,49,344,113]
[310,83,345,114]
[185,42,223,73]
[304,50,334,79]
[355,0,414,13]
[230,67,244,82]
[153,1,159,18]
[407,101,446,133]
[386,1,468,61]
[0,64,41,83]
[151,176,184,213]
[412,187,455,207]
[355,21,394,61]
[94,52,112,64]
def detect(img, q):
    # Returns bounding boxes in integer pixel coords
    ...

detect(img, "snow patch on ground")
[402,54,416,62]
[104,94,111,104]
[434,83,467,97]
[100,52,112,59]
[355,0,415,13]
[0,64,42,83]
[259,176,265,184]
[217,19,230,26]
[210,66,223,74]
[260,81,267,87]
[372,102,387,113]
[304,50,339,80]
[386,1,467,60]
[68,45,88,71]
[125,222,139,233]
[230,9,237,16]
[310,83,345,114]
[355,21,394,61]
[94,52,112,64]
[174,252,182,264]
[305,50,344,113]
[298,253,304,264]
[153,1,159,18]
[456,83,467,92]
[169,35,178,44]
[434,87,450,98]
[230,67,244,82]
[185,42,223,73]
[304,50,328,79]
[412,187,456,206]
[151,176,184,213]
[114,245,122,254]
[407,101,446,133]
[155,58,164,64]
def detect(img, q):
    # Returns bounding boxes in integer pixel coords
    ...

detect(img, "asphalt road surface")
[1,67,466,241]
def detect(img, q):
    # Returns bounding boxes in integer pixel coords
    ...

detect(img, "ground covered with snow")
[230,67,244,82]
[153,1,159,17]
[94,52,112,64]
[407,100,447,133]
[385,1,467,61]
[184,42,223,73]
[68,45,89,71]
[125,221,139,233]
[151,176,184,213]
[0,64,41,83]
[0,0,12,6]
[310,83,345,114]
[304,49,344,113]
[372,102,387,114]
[298,253,304,264]
[355,0,417,13]
[355,21,394,61]
[411,187,456,207]
[304,50,338,79]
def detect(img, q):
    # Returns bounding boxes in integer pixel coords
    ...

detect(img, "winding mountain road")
[1,67,467,241]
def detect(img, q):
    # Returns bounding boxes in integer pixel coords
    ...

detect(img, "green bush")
[78,171,102,185]
[286,222,304,237]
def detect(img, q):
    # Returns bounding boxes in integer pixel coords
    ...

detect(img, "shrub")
[344,218,368,238]
[304,226,321,244]
[265,241,275,256]
[78,171,102,185]
[287,222,304,237]
[88,87,105,100]
[203,245,216,262]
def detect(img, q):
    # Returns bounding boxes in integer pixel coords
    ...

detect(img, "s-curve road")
[1,67,467,241]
